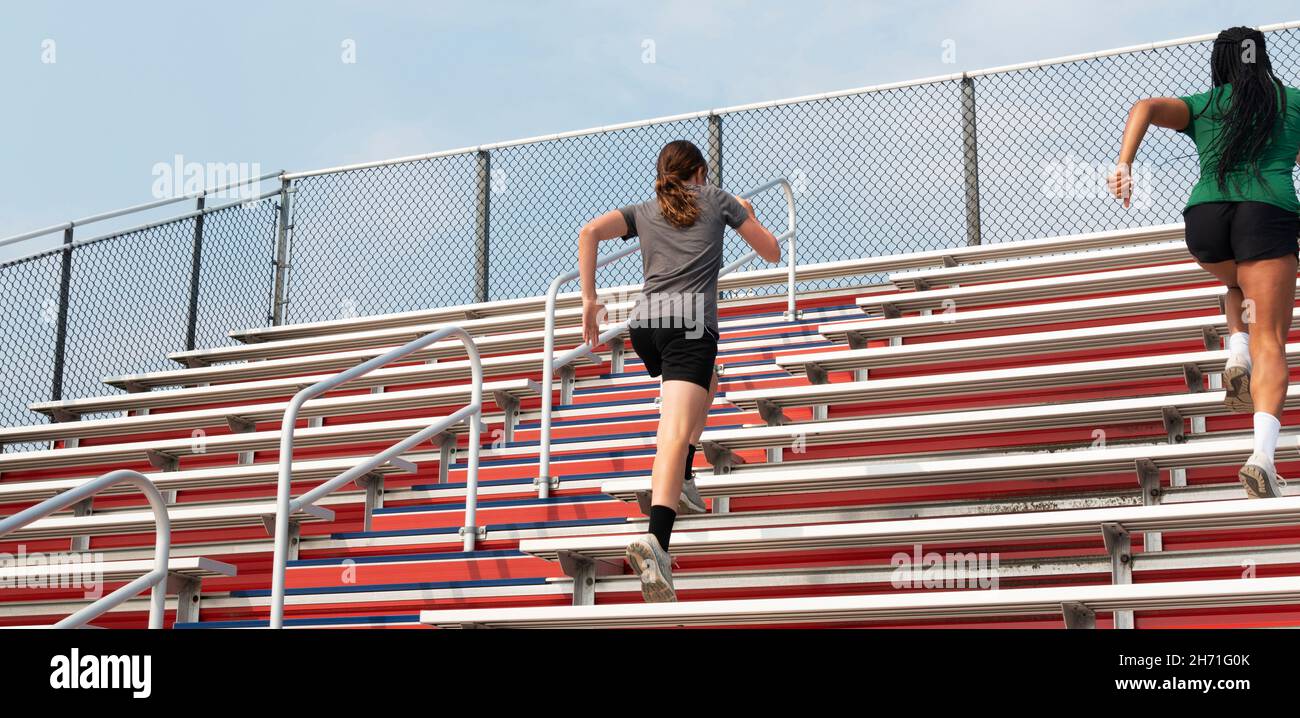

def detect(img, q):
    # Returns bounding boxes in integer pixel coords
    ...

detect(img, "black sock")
[684,444,696,480]
[648,504,677,550]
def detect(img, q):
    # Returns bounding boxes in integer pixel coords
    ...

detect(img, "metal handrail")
[0,170,283,251]
[536,178,797,496]
[267,325,483,629]
[0,469,171,629]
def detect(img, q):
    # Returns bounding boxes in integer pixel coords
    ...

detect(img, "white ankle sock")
[1253,411,1280,462]
[1228,331,1252,368]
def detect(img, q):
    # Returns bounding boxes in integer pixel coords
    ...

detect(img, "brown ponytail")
[655,140,707,229]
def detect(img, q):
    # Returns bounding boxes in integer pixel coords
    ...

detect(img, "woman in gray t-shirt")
[576,140,781,602]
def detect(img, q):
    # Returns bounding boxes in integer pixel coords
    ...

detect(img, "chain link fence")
[3,24,1300,446]
[0,198,279,447]
[0,249,64,449]
[285,156,482,324]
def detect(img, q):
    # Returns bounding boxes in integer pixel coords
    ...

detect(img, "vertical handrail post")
[474,150,492,303]
[960,74,982,247]
[50,226,75,402]
[461,340,484,551]
[707,113,723,188]
[271,176,294,325]
[537,275,565,499]
[184,195,207,351]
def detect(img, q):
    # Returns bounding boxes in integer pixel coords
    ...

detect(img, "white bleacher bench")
[0,455,411,504]
[33,372,540,424]
[2,501,331,560]
[0,413,482,482]
[779,311,1300,382]
[887,240,1191,291]
[231,223,1185,345]
[861,262,1215,318]
[419,575,1300,628]
[603,433,1300,510]
[107,344,576,392]
[728,345,1300,425]
[0,557,236,624]
[4,379,538,446]
[169,301,854,376]
[106,340,597,392]
[520,497,1300,608]
[700,385,1300,472]
[95,303,838,393]
[171,301,637,367]
[820,285,1232,347]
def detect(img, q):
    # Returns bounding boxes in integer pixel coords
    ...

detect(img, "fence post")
[960,74,982,246]
[49,226,75,402]
[474,150,491,303]
[183,195,206,351]
[271,177,294,326]
[707,113,723,187]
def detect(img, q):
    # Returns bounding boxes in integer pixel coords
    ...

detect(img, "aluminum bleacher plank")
[519,497,1300,561]
[728,346,1300,416]
[779,311,1288,377]
[3,379,539,445]
[862,262,1210,316]
[820,285,1228,344]
[700,385,1300,454]
[231,224,1184,344]
[419,575,1300,628]
[888,240,1191,291]
[5,503,331,541]
[603,433,1300,501]
[0,556,236,583]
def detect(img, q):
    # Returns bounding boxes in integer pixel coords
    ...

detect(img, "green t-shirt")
[1178,83,1300,214]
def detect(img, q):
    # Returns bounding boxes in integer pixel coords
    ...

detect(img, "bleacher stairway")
[3,222,1300,629]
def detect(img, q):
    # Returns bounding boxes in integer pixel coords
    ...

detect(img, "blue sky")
[1,1,1297,258]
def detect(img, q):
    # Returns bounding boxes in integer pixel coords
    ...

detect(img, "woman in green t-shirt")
[1108,26,1300,499]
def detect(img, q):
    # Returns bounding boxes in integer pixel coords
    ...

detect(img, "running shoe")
[678,473,707,514]
[1239,453,1283,499]
[625,533,677,602]
[1223,355,1253,413]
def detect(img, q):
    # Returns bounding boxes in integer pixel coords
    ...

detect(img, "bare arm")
[734,197,781,263]
[1117,97,1191,165]
[577,210,627,347]
[1109,97,1191,208]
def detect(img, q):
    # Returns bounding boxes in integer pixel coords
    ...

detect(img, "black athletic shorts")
[1182,201,1299,264]
[628,321,719,390]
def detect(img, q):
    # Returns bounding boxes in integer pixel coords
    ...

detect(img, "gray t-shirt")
[618,184,749,336]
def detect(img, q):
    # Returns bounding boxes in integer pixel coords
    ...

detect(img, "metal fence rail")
[2,22,1300,444]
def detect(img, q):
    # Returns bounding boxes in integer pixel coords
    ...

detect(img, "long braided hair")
[1199,26,1288,193]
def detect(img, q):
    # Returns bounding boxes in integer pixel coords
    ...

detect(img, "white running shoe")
[1238,453,1283,499]
[625,533,677,603]
[677,473,707,514]
[1222,355,1253,413]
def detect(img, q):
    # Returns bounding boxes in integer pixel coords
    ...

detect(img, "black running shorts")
[628,322,718,390]
[1182,201,1299,264]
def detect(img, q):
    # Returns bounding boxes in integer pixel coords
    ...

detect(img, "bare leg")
[650,379,711,509]
[1235,254,1297,417]
[687,369,719,448]
[1197,259,1247,334]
